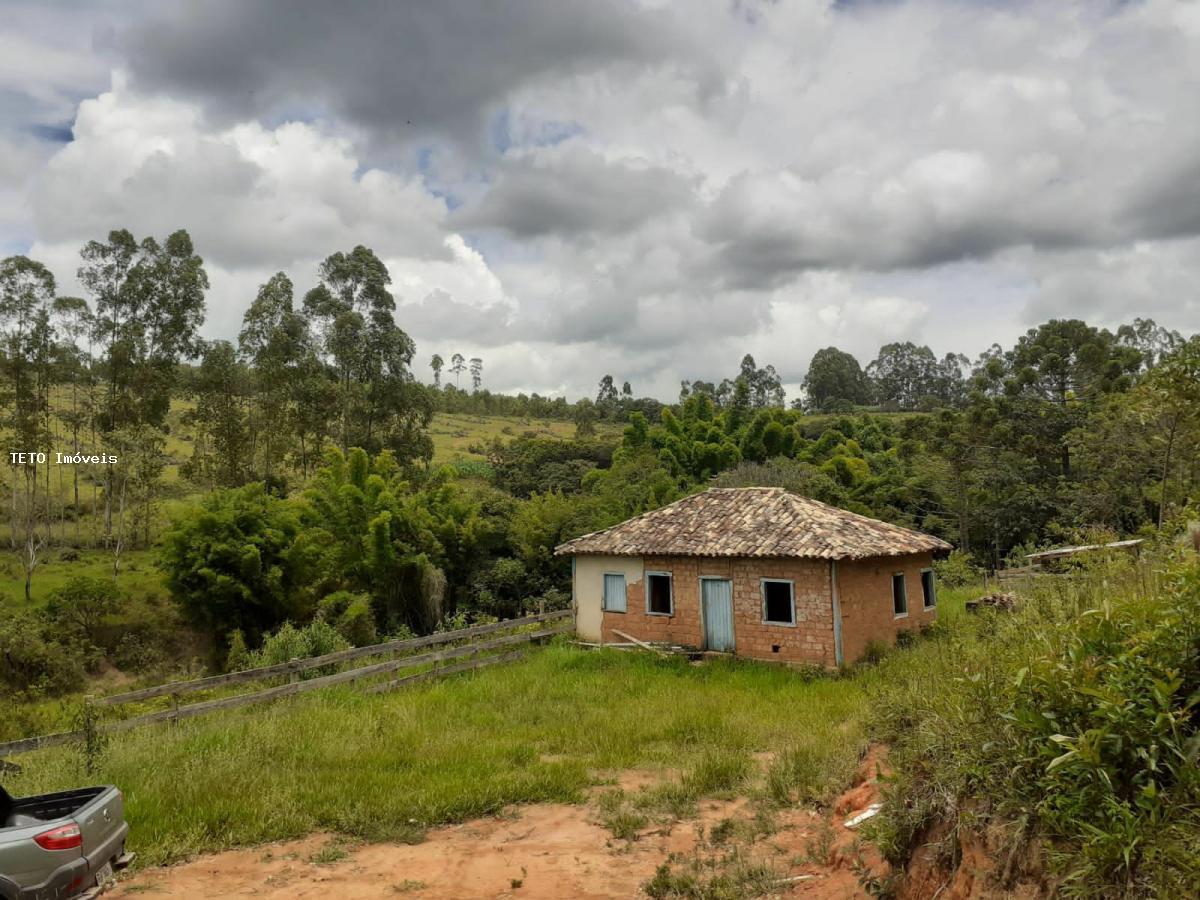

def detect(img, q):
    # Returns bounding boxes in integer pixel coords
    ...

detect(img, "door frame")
[698,575,735,652]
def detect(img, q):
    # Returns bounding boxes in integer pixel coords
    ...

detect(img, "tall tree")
[430,353,444,387]
[0,257,57,599]
[239,273,308,479]
[802,347,872,411]
[449,352,466,388]
[303,246,432,463]
[469,357,483,392]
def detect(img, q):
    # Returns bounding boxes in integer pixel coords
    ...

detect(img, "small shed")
[554,487,951,666]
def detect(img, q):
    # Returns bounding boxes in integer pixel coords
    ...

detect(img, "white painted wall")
[573,554,644,641]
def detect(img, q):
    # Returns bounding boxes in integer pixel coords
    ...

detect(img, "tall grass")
[870,551,1200,897]
[5,643,871,866]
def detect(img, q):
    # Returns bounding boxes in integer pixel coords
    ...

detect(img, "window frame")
[644,571,674,616]
[602,571,627,613]
[920,567,937,610]
[760,577,797,627]
[892,572,908,618]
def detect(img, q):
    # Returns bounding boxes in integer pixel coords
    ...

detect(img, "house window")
[761,579,795,625]
[646,572,673,615]
[603,573,627,612]
[892,573,907,617]
[921,568,936,609]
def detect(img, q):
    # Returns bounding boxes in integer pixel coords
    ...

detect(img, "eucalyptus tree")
[430,353,444,387]
[303,246,431,463]
[0,256,57,598]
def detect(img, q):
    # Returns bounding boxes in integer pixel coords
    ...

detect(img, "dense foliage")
[872,551,1200,896]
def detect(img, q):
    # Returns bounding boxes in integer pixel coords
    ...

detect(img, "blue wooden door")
[701,578,735,652]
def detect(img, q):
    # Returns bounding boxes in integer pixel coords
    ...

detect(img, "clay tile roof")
[554,487,952,560]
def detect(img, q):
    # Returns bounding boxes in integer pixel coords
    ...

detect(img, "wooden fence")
[0,609,572,758]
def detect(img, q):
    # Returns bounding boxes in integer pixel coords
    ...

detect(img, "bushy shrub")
[871,554,1200,895]
[317,591,377,646]
[45,575,124,645]
[933,549,983,587]
[246,620,350,678]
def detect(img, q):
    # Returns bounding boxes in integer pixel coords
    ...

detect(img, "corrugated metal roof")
[554,487,952,560]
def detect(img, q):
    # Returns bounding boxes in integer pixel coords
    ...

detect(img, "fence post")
[170,691,179,726]
[289,658,300,685]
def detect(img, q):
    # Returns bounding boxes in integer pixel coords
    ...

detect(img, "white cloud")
[7,0,1200,401]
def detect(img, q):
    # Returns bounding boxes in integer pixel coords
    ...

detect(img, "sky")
[3,0,1199,401]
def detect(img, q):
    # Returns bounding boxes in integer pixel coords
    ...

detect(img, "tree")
[45,576,122,646]
[802,347,872,411]
[51,295,94,545]
[303,246,431,462]
[186,341,251,490]
[1,256,57,600]
[1117,317,1183,372]
[596,374,618,415]
[160,483,306,643]
[1001,320,1141,478]
[469,357,483,392]
[239,272,308,479]
[1136,336,1200,528]
[430,353,444,387]
[449,352,466,388]
[866,342,942,410]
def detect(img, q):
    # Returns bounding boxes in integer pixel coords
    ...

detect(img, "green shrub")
[0,611,87,695]
[317,591,378,646]
[247,620,350,678]
[933,549,982,588]
[872,555,1200,895]
[45,575,123,646]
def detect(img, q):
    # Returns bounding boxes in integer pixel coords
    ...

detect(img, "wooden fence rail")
[94,608,572,707]
[0,617,572,758]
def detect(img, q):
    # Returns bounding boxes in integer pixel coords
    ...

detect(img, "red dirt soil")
[108,752,895,899]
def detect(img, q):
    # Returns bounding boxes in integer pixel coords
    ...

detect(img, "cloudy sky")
[4,0,1199,400]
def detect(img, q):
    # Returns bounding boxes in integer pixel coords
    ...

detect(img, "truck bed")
[1,788,107,830]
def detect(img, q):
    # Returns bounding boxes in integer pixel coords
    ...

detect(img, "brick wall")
[836,552,937,663]
[600,554,836,666]
[594,550,940,666]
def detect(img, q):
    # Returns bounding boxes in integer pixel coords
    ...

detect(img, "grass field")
[428,412,619,463]
[6,644,874,866]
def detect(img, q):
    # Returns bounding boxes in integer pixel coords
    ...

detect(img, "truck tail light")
[34,823,82,851]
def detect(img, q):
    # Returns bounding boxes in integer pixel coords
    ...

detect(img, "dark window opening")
[647,573,673,615]
[892,573,907,616]
[921,570,936,608]
[762,580,795,624]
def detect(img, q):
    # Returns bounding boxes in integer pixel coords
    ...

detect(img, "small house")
[555,487,952,666]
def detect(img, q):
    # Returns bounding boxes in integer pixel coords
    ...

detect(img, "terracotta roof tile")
[554,487,952,560]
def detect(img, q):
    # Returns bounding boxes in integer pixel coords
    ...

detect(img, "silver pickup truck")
[0,785,131,900]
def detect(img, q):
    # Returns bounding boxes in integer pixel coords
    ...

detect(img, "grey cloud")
[120,0,707,151]
[454,145,696,237]
[398,289,515,346]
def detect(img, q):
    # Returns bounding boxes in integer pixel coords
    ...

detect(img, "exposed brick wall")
[836,552,937,663]
[594,550,939,666]
[600,554,837,667]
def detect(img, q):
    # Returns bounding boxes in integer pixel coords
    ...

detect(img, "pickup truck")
[0,785,131,900]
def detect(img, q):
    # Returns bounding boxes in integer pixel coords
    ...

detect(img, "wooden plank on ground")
[611,629,668,657]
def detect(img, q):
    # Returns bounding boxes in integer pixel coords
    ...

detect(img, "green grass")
[5,643,875,867]
[0,548,163,611]
[428,412,619,463]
